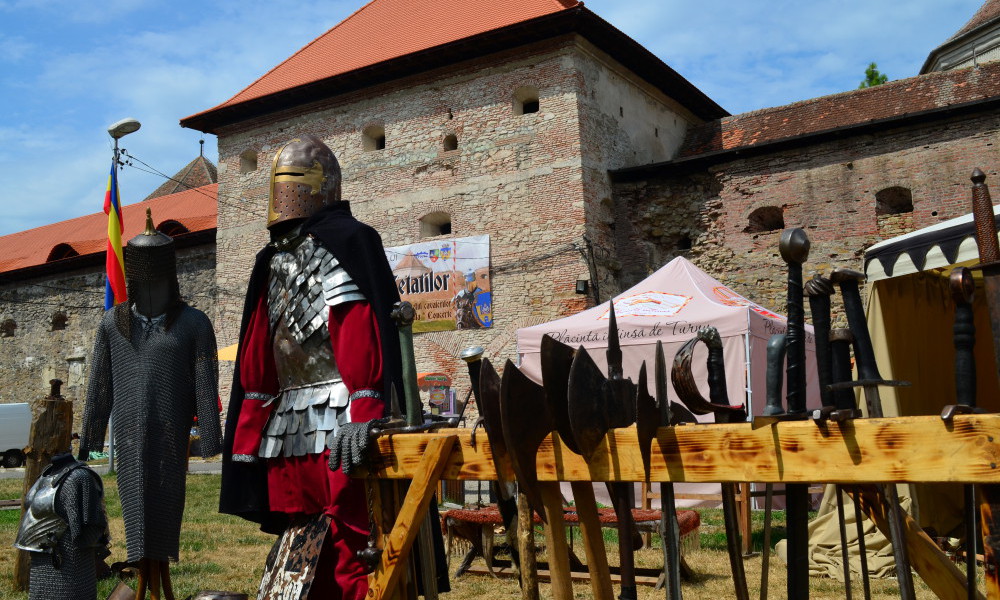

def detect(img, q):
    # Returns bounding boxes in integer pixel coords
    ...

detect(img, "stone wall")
[213,35,694,408]
[0,243,216,433]
[613,111,1000,319]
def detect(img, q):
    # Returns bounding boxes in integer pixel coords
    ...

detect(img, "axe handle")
[612,482,638,600]
[763,334,786,416]
[569,482,614,600]
[659,481,684,600]
[539,482,574,600]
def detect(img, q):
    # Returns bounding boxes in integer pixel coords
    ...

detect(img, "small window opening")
[447,109,454,120]
[744,206,785,233]
[655,128,659,138]
[363,125,386,151]
[239,150,258,174]
[875,186,913,215]
[513,86,540,116]
[157,220,190,237]
[443,134,458,152]
[677,236,692,250]
[0,319,15,338]
[619,106,624,117]
[51,311,67,331]
[46,243,79,262]
[420,212,452,238]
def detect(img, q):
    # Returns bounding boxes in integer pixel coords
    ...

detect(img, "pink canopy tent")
[516,257,820,507]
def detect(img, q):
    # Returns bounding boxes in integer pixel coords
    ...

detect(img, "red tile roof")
[677,61,1000,159]
[0,184,217,275]
[949,0,1000,42]
[188,0,579,119]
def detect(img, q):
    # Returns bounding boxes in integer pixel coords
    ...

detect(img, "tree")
[859,62,889,89]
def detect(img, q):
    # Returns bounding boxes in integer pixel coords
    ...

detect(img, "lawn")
[0,473,939,599]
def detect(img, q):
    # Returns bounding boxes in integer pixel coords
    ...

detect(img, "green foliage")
[859,62,889,89]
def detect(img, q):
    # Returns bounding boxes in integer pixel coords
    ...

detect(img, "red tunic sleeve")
[232,292,279,459]
[328,301,385,422]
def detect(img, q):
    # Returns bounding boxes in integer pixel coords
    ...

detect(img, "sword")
[940,268,980,600]
[828,267,915,600]
[654,340,684,600]
[831,328,871,600]
[778,228,812,600]
[968,168,1000,378]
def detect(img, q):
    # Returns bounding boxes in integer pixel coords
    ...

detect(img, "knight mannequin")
[79,210,222,599]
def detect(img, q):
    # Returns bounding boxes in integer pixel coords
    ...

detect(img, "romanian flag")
[104,163,127,309]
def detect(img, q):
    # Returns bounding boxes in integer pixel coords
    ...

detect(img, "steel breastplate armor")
[14,464,86,554]
[261,235,365,459]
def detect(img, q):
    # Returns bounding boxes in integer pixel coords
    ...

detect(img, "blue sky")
[0,0,981,236]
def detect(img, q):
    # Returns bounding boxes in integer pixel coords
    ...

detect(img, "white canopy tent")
[516,257,820,508]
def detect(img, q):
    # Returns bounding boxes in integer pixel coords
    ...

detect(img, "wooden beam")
[366,414,1000,484]
[367,435,457,600]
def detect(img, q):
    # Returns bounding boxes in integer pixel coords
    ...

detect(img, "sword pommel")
[950,268,975,306]
[829,267,866,285]
[804,273,834,296]
[779,228,810,265]
[460,345,485,364]
[390,301,416,326]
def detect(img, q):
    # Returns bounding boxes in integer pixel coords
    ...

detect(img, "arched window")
[744,206,785,233]
[363,125,386,151]
[0,319,15,338]
[420,212,452,238]
[157,220,190,237]
[876,187,913,215]
[239,150,258,174]
[513,86,540,116]
[46,243,79,262]
[443,134,458,152]
[51,311,67,331]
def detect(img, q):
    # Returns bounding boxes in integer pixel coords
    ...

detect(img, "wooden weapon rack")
[362,414,1000,600]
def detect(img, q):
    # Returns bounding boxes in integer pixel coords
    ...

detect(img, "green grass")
[0,474,942,599]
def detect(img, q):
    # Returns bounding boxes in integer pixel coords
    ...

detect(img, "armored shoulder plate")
[13,463,93,553]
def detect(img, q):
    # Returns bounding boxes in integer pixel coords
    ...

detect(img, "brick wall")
[213,36,694,408]
[613,111,1000,320]
[0,243,216,433]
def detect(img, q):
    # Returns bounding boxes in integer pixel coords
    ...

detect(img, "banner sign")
[385,235,492,333]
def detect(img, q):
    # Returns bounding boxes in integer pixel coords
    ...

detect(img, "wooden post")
[979,484,1000,599]
[14,379,74,591]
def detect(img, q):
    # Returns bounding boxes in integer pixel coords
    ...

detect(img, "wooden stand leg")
[366,435,456,600]
[149,559,161,600]
[517,491,540,600]
[161,560,175,600]
[135,558,149,600]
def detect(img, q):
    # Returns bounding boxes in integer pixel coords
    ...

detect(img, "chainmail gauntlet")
[328,418,388,476]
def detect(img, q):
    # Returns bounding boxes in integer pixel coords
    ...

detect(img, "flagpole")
[104,118,141,475]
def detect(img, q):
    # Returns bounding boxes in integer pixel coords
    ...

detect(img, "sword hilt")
[779,228,810,415]
[805,275,835,409]
[951,268,977,412]
[390,301,423,427]
[830,267,882,383]
[763,334,786,416]
[828,328,859,416]
[460,346,485,406]
[971,169,1000,267]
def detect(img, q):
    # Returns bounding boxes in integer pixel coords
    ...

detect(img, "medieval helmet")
[267,134,342,229]
[124,208,180,316]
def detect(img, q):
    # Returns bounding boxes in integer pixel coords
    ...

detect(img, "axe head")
[540,334,583,455]
[567,345,613,462]
[478,358,507,460]
[671,333,746,419]
[499,359,552,520]
[635,362,659,484]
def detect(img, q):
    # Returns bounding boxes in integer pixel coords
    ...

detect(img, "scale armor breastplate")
[261,236,366,459]
[14,468,70,553]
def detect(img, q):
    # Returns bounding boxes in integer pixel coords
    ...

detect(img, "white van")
[0,403,30,467]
